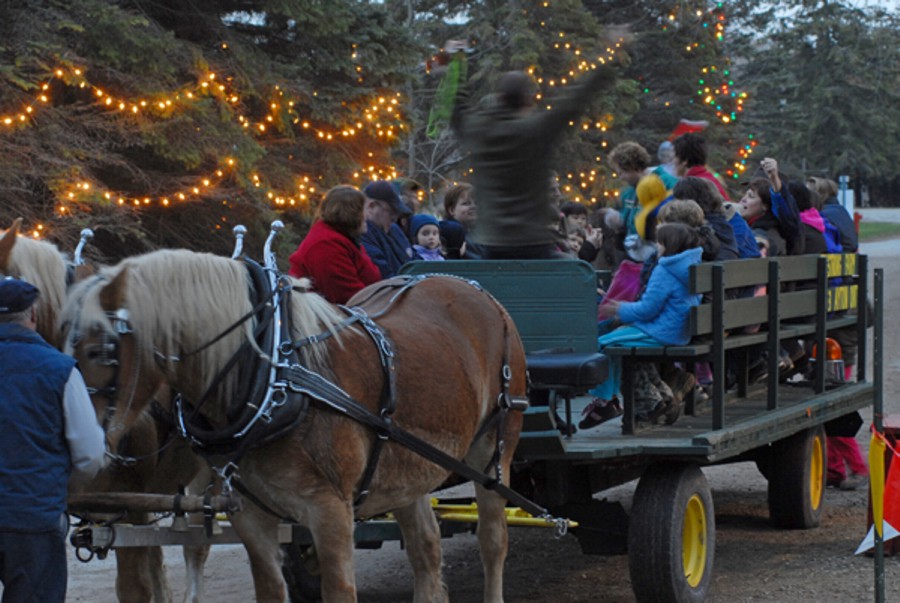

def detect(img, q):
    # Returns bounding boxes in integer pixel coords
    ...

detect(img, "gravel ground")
[63,233,900,602]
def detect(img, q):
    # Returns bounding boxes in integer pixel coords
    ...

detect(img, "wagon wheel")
[628,462,715,603]
[767,425,826,529]
[282,542,322,603]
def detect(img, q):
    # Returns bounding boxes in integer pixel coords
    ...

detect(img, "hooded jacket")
[704,212,740,261]
[798,208,829,254]
[821,197,858,252]
[617,247,703,345]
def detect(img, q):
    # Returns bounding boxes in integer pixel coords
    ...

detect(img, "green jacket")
[452,64,617,246]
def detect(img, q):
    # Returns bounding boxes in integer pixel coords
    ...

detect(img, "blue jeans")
[590,325,664,401]
[0,527,67,603]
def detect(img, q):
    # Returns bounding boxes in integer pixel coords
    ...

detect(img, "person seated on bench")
[289,185,382,305]
[579,223,703,429]
[672,177,740,261]
[738,157,802,257]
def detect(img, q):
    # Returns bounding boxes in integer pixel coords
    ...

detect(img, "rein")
[278,275,547,521]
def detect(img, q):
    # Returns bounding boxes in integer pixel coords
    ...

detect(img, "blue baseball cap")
[363,180,412,216]
[0,277,39,314]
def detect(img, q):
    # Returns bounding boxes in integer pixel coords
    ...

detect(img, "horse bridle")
[63,275,140,436]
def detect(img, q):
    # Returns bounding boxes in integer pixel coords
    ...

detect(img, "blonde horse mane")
[1,229,69,345]
[63,249,345,422]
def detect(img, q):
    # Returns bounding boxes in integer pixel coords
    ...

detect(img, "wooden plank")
[775,255,821,282]
[690,254,860,294]
[779,290,817,319]
[526,382,874,462]
[692,296,769,334]
[97,523,294,548]
[691,257,770,293]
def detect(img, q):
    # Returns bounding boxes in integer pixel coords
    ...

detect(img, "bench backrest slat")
[398,259,598,353]
[689,254,861,336]
[691,257,770,293]
[690,254,859,295]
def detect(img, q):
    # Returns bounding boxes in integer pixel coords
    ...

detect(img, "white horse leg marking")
[182,541,210,603]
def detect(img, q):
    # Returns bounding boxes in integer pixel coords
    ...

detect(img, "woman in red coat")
[289,185,381,304]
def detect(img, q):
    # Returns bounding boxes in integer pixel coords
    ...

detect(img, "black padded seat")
[526,351,608,389]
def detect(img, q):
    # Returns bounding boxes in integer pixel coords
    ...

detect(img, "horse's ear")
[99,267,129,311]
[0,217,23,271]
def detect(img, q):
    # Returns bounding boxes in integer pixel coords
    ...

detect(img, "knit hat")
[409,214,440,239]
[439,220,466,257]
[0,277,39,314]
[636,174,668,208]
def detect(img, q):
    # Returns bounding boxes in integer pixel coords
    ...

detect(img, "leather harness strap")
[283,362,550,520]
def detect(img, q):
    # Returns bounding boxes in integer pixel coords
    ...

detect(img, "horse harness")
[78,262,557,526]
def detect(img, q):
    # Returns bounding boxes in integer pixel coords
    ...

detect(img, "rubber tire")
[767,425,827,529]
[628,462,715,603]
[281,543,323,603]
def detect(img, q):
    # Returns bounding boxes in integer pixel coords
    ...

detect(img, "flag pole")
[873,267,884,603]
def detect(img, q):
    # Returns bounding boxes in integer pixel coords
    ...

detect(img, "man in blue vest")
[0,277,106,602]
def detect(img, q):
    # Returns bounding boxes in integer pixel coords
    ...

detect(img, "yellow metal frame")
[431,499,578,529]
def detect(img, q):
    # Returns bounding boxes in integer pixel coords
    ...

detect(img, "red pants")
[827,436,868,481]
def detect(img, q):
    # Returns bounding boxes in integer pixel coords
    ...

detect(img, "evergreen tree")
[730,1,900,203]
[585,1,753,195]
[0,0,417,260]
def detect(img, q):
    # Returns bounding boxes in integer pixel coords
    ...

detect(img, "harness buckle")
[105,451,137,468]
[112,308,132,335]
[271,387,288,408]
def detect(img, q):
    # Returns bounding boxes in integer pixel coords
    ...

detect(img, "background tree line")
[0,0,897,262]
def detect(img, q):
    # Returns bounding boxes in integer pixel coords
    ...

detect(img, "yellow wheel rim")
[810,435,824,512]
[682,494,708,588]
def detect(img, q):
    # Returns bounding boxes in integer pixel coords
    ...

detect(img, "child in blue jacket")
[580,222,703,429]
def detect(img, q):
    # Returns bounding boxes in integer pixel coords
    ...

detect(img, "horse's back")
[346,275,525,428]
[351,275,525,380]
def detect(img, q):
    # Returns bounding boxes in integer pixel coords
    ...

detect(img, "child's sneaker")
[839,473,868,491]
[578,398,622,430]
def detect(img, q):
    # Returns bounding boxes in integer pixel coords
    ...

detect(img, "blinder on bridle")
[67,297,135,432]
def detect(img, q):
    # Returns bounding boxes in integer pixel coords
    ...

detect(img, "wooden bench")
[604,253,868,434]
[398,259,608,454]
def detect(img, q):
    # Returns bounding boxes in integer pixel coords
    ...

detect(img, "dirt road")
[65,237,900,602]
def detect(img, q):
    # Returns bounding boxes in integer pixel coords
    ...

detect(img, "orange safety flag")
[883,440,900,534]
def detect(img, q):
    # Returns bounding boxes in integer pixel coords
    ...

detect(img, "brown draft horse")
[0,221,208,603]
[60,248,528,602]
[0,219,71,347]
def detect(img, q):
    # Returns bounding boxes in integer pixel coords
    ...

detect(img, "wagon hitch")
[67,491,242,561]
[70,520,117,562]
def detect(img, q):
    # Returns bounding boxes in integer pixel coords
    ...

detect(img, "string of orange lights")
[1,60,405,219]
